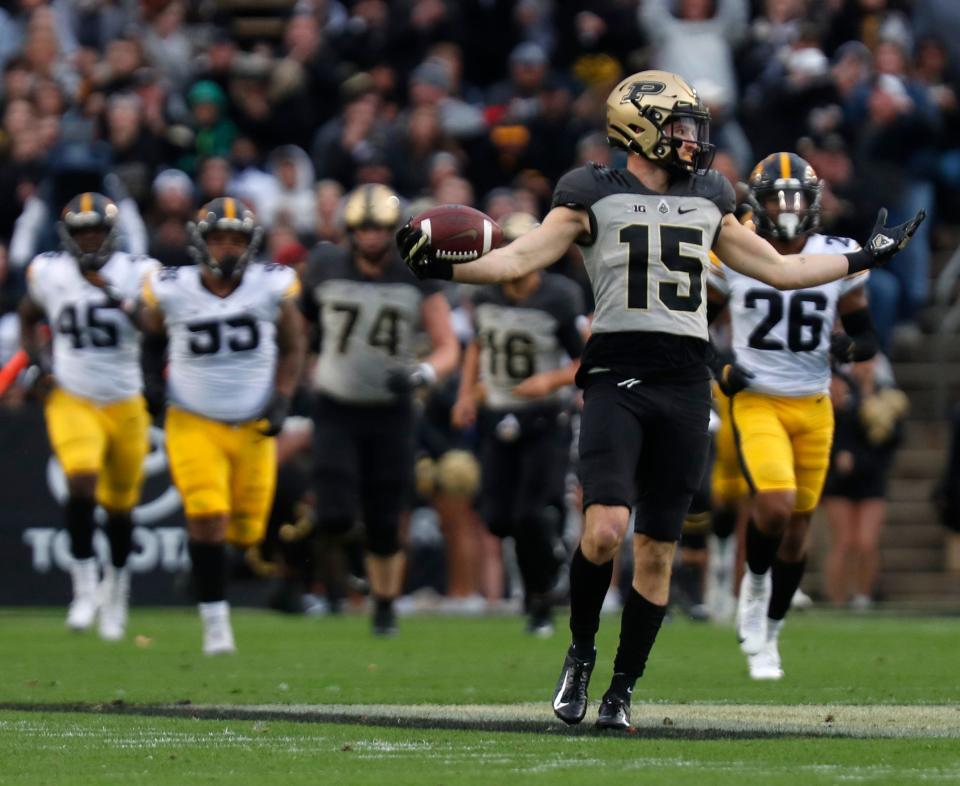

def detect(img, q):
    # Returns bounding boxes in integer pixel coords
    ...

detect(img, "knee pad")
[436,450,480,498]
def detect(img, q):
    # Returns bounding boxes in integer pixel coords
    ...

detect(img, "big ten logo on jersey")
[22,425,188,575]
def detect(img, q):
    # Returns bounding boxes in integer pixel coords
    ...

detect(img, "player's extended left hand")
[716,361,754,396]
[396,224,452,281]
[258,392,291,436]
[847,208,927,273]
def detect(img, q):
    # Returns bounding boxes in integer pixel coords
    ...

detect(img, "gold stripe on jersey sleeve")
[843,269,870,282]
[281,277,302,300]
[779,152,791,180]
[141,276,158,308]
[80,192,93,213]
[708,251,726,276]
[224,198,236,219]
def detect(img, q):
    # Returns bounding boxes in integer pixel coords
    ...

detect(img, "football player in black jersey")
[302,184,459,636]
[451,212,585,636]
[399,70,924,729]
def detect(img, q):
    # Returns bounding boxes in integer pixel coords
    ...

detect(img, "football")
[411,204,503,263]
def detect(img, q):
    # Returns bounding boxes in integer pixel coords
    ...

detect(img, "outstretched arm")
[715,208,925,290]
[400,206,588,284]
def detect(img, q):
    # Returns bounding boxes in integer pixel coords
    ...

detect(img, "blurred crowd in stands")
[0,0,958,612]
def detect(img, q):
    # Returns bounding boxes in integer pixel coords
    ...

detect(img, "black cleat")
[372,604,398,637]
[552,647,595,725]
[525,599,555,638]
[596,691,631,730]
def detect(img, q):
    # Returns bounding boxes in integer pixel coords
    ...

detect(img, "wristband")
[844,249,873,275]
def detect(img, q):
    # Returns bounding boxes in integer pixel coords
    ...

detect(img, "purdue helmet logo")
[621,81,666,103]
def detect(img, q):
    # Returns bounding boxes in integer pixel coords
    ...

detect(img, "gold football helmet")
[500,212,539,243]
[606,70,714,175]
[343,184,401,230]
[745,152,822,241]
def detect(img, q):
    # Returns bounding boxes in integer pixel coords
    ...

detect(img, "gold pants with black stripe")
[730,391,834,514]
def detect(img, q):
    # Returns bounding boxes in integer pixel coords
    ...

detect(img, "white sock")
[767,618,784,641]
[199,600,230,622]
[749,570,768,593]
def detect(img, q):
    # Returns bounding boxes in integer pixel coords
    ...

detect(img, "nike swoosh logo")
[448,228,479,241]
[553,673,570,710]
[678,207,697,214]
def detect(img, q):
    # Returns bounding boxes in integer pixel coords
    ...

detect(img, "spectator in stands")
[640,0,749,105]
[260,145,317,237]
[145,167,193,267]
[103,92,164,206]
[823,359,909,610]
[180,80,236,175]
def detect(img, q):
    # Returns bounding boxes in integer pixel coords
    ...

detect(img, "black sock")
[374,596,394,614]
[745,519,781,576]
[105,512,133,568]
[769,557,806,621]
[66,496,96,560]
[712,506,737,540]
[610,588,667,698]
[515,518,559,596]
[188,540,227,603]
[568,546,612,658]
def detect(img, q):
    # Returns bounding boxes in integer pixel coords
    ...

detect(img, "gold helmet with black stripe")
[745,152,822,241]
[57,192,119,271]
[343,184,401,230]
[187,196,263,279]
[606,70,714,175]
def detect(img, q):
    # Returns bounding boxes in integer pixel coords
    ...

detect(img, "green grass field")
[1,608,959,785]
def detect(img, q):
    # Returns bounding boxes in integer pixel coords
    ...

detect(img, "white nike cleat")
[790,588,813,611]
[736,571,771,655]
[200,601,237,655]
[98,565,130,641]
[66,558,100,632]
[748,639,784,680]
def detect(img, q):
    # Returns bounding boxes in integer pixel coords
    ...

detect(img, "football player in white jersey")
[18,192,158,640]
[140,197,306,655]
[399,70,924,730]
[707,152,879,679]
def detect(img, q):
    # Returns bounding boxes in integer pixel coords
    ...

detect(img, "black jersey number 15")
[621,225,703,312]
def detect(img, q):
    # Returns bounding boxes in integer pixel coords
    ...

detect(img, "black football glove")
[396,224,452,281]
[847,208,927,273]
[258,392,291,436]
[716,361,755,396]
[829,333,856,364]
[386,363,437,397]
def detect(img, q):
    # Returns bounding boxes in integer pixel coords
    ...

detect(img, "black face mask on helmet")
[187,197,263,280]
[57,192,119,272]
[745,152,822,241]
